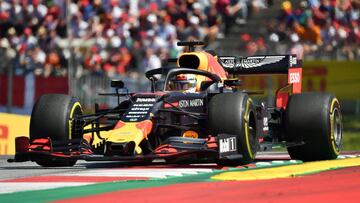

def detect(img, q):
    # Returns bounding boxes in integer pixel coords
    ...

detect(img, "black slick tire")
[30,94,83,167]
[209,93,258,166]
[285,93,343,161]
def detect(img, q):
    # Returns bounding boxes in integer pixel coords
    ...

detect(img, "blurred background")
[0,0,359,153]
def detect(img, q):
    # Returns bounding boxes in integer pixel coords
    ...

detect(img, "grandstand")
[0,0,359,113]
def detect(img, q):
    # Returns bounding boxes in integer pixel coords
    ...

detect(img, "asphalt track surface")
[0,151,291,180]
[55,166,360,203]
[1,151,360,203]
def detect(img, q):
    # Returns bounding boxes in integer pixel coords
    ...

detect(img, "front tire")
[209,93,258,166]
[285,93,343,161]
[30,94,83,167]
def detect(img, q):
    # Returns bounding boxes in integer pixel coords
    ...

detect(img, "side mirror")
[111,80,124,89]
[224,79,242,87]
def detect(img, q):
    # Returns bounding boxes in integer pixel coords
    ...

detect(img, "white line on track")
[0,183,92,194]
[56,168,215,178]
[0,168,216,194]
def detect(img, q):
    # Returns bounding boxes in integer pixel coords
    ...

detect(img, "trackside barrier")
[0,61,359,114]
[0,113,30,155]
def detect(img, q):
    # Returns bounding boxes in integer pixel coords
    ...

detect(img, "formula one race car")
[9,41,343,167]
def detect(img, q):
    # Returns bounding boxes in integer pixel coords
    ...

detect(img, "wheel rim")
[332,108,342,148]
[69,102,83,140]
[248,111,257,153]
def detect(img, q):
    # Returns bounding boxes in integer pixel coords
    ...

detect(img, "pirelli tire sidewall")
[285,93,343,161]
[30,94,83,167]
[209,92,257,165]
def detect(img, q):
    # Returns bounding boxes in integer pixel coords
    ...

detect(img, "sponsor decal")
[289,55,297,67]
[218,57,236,68]
[178,99,204,108]
[239,56,286,69]
[263,117,269,132]
[288,68,302,93]
[0,125,9,155]
[288,68,302,84]
[136,98,156,102]
[242,58,262,64]
[289,72,300,83]
[133,104,154,107]
[219,137,237,153]
[0,125,8,139]
[0,113,30,155]
[123,98,155,122]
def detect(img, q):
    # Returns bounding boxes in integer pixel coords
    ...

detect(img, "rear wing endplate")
[218,55,302,109]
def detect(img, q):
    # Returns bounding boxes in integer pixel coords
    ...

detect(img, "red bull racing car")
[9,41,343,167]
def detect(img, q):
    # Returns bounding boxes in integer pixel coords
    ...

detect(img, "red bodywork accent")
[204,53,228,79]
[276,92,289,110]
[136,120,153,139]
[155,144,179,154]
[28,138,51,151]
[154,136,218,155]
[288,68,302,93]
[114,120,126,129]
[133,92,166,97]
[83,134,92,144]
[164,102,179,108]
[205,136,218,149]
[276,67,302,109]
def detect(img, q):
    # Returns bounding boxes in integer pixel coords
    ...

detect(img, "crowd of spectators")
[0,0,357,80]
[0,0,269,78]
[265,0,359,60]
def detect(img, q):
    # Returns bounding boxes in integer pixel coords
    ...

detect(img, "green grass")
[343,115,360,131]
[343,131,360,151]
[342,115,360,151]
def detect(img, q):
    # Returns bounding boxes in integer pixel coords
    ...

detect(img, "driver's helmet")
[169,74,197,92]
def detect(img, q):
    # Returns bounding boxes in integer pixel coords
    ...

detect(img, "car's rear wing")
[218,55,302,109]
[217,55,300,74]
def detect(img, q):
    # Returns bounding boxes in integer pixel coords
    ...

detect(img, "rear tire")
[30,94,83,167]
[209,93,258,166]
[285,93,343,161]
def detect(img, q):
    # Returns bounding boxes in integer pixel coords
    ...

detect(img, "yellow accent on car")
[101,122,146,155]
[177,52,209,70]
[330,98,340,155]
[68,102,82,140]
[244,98,253,159]
[177,52,210,91]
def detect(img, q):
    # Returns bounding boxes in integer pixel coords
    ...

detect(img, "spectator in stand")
[157,14,177,41]
[43,51,66,77]
[141,48,161,73]
[2,0,232,76]
[267,0,359,60]
[191,2,208,26]
[215,0,249,34]
[175,18,187,41]
[293,17,322,45]
[184,15,206,40]
[206,4,222,29]
[0,0,358,78]
[277,1,295,27]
